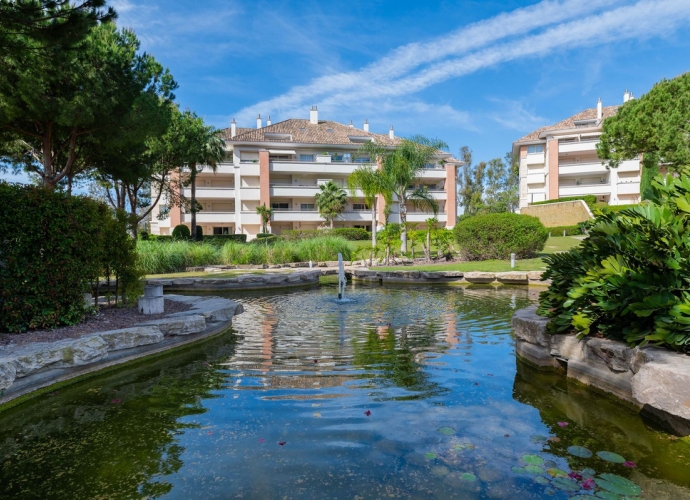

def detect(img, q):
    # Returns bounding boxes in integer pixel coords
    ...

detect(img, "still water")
[0,285,688,499]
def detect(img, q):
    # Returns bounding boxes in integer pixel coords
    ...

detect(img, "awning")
[268,149,297,155]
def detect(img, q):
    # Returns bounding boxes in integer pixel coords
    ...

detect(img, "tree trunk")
[399,196,407,253]
[330,218,334,229]
[190,164,198,241]
[371,202,377,248]
[425,230,431,262]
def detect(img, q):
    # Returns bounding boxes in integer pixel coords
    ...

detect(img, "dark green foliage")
[195,225,203,240]
[0,182,141,332]
[453,213,548,260]
[171,224,190,240]
[530,195,598,210]
[598,203,641,214]
[281,228,370,241]
[139,231,149,240]
[546,225,582,236]
[538,171,690,351]
[201,234,247,244]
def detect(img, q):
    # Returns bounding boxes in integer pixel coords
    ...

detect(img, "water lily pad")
[525,465,545,474]
[547,468,567,478]
[533,476,550,485]
[522,454,544,465]
[424,452,437,460]
[511,467,527,474]
[595,473,642,496]
[568,445,593,458]
[597,451,626,463]
[581,468,596,479]
[438,426,455,435]
[453,443,476,451]
[594,492,621,500]
[431,466,450,477]
[530,435,548,443]
[544,460,558,469]
[460,472,477,482]
[552,476,581,492]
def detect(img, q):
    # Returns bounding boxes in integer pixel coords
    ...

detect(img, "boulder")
[463,272,496,284]
[237,274,265,284]
[12,336,109,377]
[94,326,165,350]
[568,358,636,405]
[495,272,529,284]
[586,338,634,373]
[171,279,195,286]
[169,297,242,323]
[511,307,551,347]
[632,352,690,423]
[549,334,586,362]
[527,271,544,281]
[140,316,205,336]
[515,339,562,370]
[0,358,17,390]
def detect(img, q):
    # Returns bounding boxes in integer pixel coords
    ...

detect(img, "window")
[527,145,544,154]
[352,203,370,211]
[213,227,230,235]
[354,156,371,163]
[300,203,315,211]
[271,203,289,211]
[270,155,290,161]
[300,154,315,162]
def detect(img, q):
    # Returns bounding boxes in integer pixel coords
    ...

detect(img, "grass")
[377,236,581,273]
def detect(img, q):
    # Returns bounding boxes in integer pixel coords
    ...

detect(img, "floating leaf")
[454,443,476,451]
[511,467,527,474]
[595,473,642,496]
[597,451,626,463]
[438,427,455,435]
[524,465,544,474]
[431,466,449,477]
[530,435,548,443]
[568,446,593,458]
[533,476,550,485]
[581,468,596,479]
[544,460,558,469]
[522,454,544,465]
[594,492,620,500]
[424,452,437,459]
[460,472,476,482]
[552,476,581,492]
[547,468,567,478]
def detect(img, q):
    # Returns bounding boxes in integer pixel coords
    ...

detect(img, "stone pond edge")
[512,306,690,436]
[0,295,244,410]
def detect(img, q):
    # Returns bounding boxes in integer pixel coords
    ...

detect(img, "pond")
[0,285,689,499]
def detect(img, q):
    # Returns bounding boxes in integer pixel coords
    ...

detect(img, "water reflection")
[0,285,688,499]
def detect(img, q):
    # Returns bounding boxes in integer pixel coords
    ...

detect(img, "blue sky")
[3,0,690,184]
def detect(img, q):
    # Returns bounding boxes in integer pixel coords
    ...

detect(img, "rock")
[586,338,634,373]
[12,336,109,377]
[237,274,264,284]
[550,334,586,361]
[512,307,551,347]
[567,358,636,405]
[464,272,496,284]
[632,352,690,424]
[527,271,544,281]
[496,271,529,284]
[94,326,164,350]
[264,274,288,284]
[164,294,205,304]
[171,279,195,286]
[140,316,205,336]
[0,358,17,390]
[169,297,242,323]
[421,272,442,279]
[515,339,562,370]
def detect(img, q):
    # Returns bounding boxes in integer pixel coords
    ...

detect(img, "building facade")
[513,92,642,209]
[151,107,459,239]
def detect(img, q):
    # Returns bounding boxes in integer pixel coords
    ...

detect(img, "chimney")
[389,125,395,140]
[256,114,262,129]
[267,115,272,126]
[310,106,318,125]
[230,118,236,138]
[629,92,635,101]
[596,98,602,121]
[363,119,369,132]
[348,120,354,128]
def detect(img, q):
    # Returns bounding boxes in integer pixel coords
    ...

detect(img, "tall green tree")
[482,153,519,213]
[0,22,176,189]
[347,165,392,248]
[315,180,348,228]
[457,146,485,216]
[597,73,690,198]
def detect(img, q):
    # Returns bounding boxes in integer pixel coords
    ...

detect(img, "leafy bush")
[537,171,690,351]
[598,203,641,214]
[0,182,141,332]
[281,228,370,241]
[201,234,247,244]
[453,213,548,260]
[139,231,149,240]
[547,225,582,236]
[531,195,598,210]
[332,228,370,240]
[172,224,190,240]
[137,241,222,274]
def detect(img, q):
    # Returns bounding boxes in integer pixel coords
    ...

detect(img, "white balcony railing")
[559,161,608,175]
[182,212,235,224]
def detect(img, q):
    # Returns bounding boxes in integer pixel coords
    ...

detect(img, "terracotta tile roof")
[218,127,253,141]
[225,119,403,147]
[515,105,619,143]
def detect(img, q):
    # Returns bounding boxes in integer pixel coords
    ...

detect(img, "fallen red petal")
[278,441,287,446]
[111,399,121,404]
[557,421,568,427]
[258,438,265,443]
[623,461,637,468]
[503,434,510,438]
[364,410,371,416]
[582,478,595,490]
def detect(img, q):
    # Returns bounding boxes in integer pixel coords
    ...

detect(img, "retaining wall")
[520,200,593,227]
[513,307,690,436]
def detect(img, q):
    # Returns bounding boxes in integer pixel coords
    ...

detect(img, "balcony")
[240,187,261,200]
[182,212,235,224]
[182,187,235,199]
[559,182,611,197]
[272,210,322,222]
[558,139,599,154]
[618,160,640,173]
[617,182,640,195]
[525,153,545,165]
[240,163,260,176]
[559,161,608,175]
[270,160,364,175]
[240,212,262,225]
[417,169,448,179]
[527,173,545,184]
[197,163,234,175]
[405,212,447,223]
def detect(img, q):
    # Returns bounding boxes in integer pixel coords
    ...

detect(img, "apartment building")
[513,91,642,209]
[150,107,460,238]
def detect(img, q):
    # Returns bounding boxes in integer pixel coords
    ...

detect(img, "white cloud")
[489,99,548,131]
[234,0,690,129]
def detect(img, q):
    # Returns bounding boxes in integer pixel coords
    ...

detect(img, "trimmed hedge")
[172,224,190,239]
[531,195,598,210]
[0,182,141,332]
[547,225,582,236]
[281,228,370,241]
[453,212,549,260]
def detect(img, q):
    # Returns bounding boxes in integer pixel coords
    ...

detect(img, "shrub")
[202,234,247,244]
[172,224,190,240]
[331,228,369,240]
[537,171,690,351]
[139,231,149,240]
[546,225,582,236]
[281,228,370,241]
[195,225,203,240]
[453,213,548,260]
[531,195,598,210]
[0,182,141,332]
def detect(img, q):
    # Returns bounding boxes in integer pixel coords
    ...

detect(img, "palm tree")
[256,203,273,234]
[347,165,392,249]
[180,110,226,241]
[315,180,347,228]
[361,135,447,252]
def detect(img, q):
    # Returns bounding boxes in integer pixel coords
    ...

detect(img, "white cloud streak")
[235,0,690,127]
